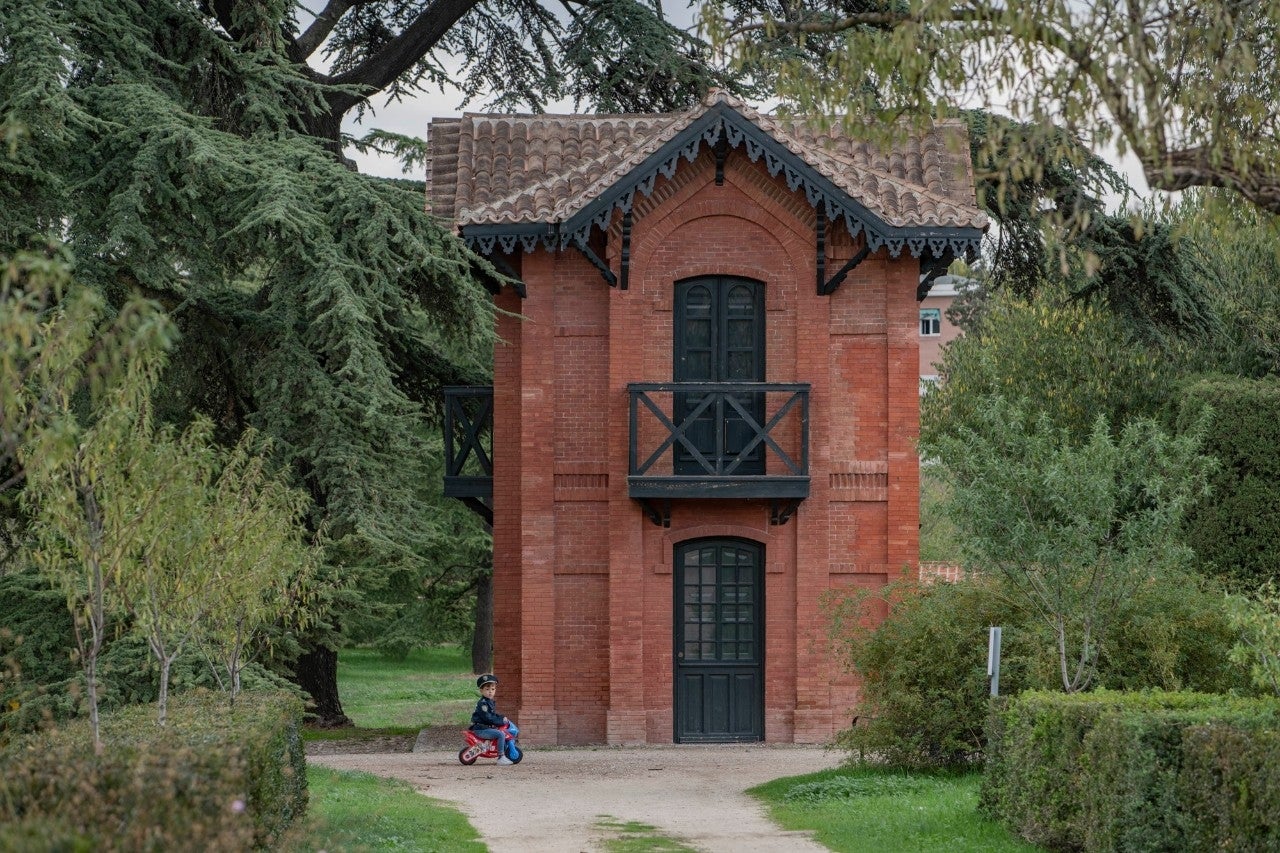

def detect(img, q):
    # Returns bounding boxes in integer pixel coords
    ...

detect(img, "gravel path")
[308,739,841,852]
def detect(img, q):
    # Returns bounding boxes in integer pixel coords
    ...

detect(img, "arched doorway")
[673,537,764,742]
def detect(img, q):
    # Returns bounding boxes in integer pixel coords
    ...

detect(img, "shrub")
[831,569,1248,768]
[982,690,1280,851]
[0,689,306,850]
[830,573,1043,768]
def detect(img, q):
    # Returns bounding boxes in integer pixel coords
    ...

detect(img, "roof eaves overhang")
[459,102,985,262]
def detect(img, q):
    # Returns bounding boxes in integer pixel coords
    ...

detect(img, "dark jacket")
[470,696,504,730]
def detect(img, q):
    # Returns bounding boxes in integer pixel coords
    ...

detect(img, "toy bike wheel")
[458,745,479,765]
[507,743,523,764]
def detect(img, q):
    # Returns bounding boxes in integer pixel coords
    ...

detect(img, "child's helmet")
[476,673,499,688]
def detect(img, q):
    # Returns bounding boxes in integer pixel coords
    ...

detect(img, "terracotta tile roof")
[427,90,987,240]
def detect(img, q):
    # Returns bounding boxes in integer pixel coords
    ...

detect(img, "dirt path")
[308,740,841,852]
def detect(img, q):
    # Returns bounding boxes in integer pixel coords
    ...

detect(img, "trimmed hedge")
[1179,375,1280,588]
[0,689,306,851]
[982,690,1280,851]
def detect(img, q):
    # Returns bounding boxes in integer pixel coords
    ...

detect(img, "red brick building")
[431,91,986,745]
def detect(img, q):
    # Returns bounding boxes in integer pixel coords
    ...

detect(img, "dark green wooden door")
[674,539,763,742]
[673,277,765,475]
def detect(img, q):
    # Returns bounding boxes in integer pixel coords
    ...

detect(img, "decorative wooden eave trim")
[457,102,986,286]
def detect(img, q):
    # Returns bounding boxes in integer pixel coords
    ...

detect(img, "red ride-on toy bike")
[458,720,522,765]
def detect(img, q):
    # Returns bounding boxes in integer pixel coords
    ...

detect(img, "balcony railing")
[443,383,812,526]
[442,386,493,524]
[627,382,810,501]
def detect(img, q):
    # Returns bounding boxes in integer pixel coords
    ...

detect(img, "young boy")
[469,673,514,765]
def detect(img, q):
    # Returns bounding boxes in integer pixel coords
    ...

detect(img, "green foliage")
[0,568,302,742]
[1170,191,1280,375]
[959,111,1127,293]
[344,437,491,659]
[711,0,1280,216]
[830,568,1245,769]
[982,690,1280,851]
[924,396,1213,692]
[1226,584,1280,696]
[917,467,959,562]
[829,574,1032,767]
[1062,213,1222,350]
[0,568,80,737]
[1178,375,1280,588]
[0,689,307,850]
[1,1,500,722]
[923,289,1175,447]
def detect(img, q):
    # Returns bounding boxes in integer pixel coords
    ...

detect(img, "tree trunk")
[294,645,353,728]
[471,569,493,674]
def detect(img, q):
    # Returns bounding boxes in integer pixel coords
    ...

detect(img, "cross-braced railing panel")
[628,383,810,480]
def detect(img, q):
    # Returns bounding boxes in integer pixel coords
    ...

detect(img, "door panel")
[674,539,763,742]
[674,277,765,475]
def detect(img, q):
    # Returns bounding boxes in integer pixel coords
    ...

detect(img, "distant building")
[918,274,971,393]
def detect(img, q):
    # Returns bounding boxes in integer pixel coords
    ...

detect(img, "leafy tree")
[193,433,318,703]
[1,1,501,724]
[1170,191,1280,376]
[711,0,1280,215]
[922,398,1213,692]
[208,0,747,149]
[118,422,317,723]
[5,274,174,749]
[922,287,1177,448]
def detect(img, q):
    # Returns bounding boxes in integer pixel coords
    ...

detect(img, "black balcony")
[628,382,810,523]
[444,383,811,528]
[443,386,493,525]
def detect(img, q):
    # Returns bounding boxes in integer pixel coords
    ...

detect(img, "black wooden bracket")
[818,206,876,295]
[461,496,493,527]
[770,498,801,526]
[917,249,954,301]
[715,134,729,185]
[486,252,527,298]
[639,498,671,528]
[571,236,618,287]
[820,246,872,295]
[620,211,632,290]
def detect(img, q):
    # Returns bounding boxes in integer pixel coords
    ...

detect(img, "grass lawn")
[324,645,477,734]
[290,766,485,852]
[297,646,484,849]
[750,766,1044,853]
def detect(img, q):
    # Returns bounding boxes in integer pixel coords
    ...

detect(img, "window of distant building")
[920,308,941,336]
[920,375,940,396]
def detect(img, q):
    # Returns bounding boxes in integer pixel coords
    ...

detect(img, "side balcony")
[442,382,811,528]
[442,386,493,526]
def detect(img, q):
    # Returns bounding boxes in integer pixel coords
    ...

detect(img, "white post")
[987,626,1003,697]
